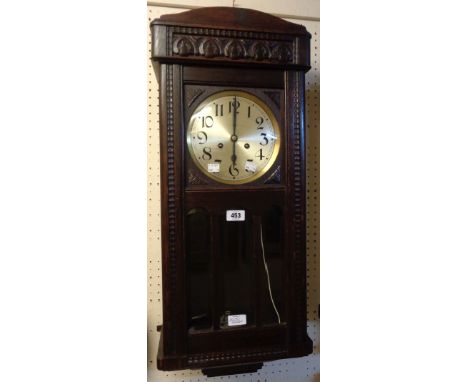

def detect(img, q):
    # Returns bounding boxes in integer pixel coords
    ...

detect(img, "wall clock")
[151,7,312,377]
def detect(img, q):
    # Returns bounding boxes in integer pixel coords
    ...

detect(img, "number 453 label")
[226,210,245,221]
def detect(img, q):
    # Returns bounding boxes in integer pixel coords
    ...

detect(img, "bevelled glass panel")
[186,209,211,331]
[260,205,285,325]
[220,216,254,329]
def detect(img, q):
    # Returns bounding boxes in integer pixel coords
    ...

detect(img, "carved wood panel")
[172,32,293,63]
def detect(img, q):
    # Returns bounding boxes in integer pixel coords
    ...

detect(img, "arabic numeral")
[229,100,240,114]
[228,164,239,176]
[197,131,207,144]
[256,116,264,129]
[259,132,269,146]
[202,116,214,128]
[215,104,224,117]
[202,147,212,160]
[255,148,265,160]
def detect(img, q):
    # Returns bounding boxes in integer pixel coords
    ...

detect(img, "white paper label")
[207,163,220,173]
[226,210,245,221]
[228,314,247,327]
[245,161,256,173]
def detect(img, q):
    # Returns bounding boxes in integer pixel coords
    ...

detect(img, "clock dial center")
[231,134,238,142]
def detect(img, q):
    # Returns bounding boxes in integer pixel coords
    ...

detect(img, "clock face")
[187,90,281,184]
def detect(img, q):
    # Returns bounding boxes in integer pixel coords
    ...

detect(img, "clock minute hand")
[231,96,237,166]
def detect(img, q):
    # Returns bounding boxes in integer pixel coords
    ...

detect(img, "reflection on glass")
[186,209,211,331]
[260,206,284,325]
[220,217,253,328]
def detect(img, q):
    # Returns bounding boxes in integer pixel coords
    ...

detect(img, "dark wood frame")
[151,7,312,375]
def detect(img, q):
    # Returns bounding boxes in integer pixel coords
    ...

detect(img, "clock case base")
[202,363,263,377]
[157,330,313,374]
[151,6,313,375]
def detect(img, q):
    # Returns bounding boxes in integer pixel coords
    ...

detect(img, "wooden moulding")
[151,7,311,71]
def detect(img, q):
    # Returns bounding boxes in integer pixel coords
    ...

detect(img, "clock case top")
[151,7,312,373]
[150,6,311,71]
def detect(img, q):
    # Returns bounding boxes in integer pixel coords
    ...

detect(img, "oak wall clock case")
[150,7,312,377]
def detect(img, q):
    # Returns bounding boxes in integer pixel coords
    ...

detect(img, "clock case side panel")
[285,70,312,356]
[155,63,189,370]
